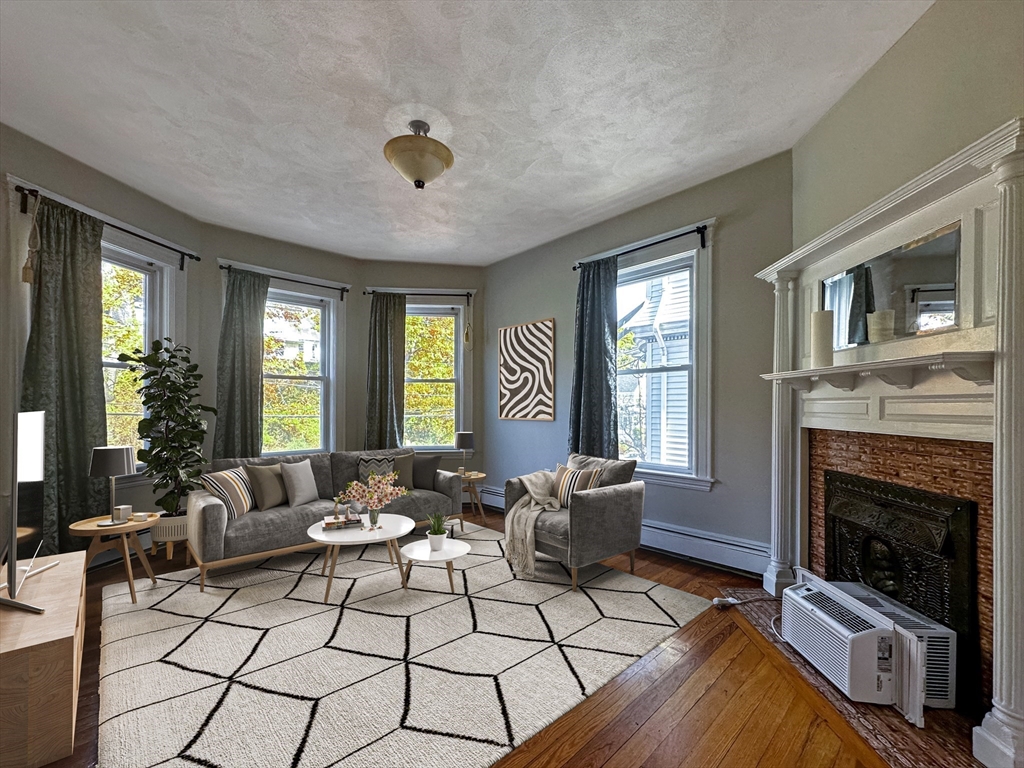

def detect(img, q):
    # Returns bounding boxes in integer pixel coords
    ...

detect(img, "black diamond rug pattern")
[98,522,709,767]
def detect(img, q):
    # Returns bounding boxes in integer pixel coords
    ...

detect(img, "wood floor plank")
[643,655,770,768]
[607,636,763,768]
[796,718,845,768]
[713,673,798,768]
[561,612,737,768]
[755,696,819,768]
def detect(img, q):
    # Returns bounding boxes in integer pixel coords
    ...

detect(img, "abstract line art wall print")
[499,318,555,420]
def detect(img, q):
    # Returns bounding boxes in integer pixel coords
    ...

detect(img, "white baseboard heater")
[781,568,956,727]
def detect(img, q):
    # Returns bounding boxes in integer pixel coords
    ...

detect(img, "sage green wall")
[793,0,1024,247]
[481,152,792,547]
[0,123,485,514]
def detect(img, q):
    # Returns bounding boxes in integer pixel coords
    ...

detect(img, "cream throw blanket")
[505,470,561,578]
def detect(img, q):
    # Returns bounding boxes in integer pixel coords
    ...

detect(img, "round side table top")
[400,538,472,563]
[306,513,414,546]
[69,513,160,536]
[461,471,486,482]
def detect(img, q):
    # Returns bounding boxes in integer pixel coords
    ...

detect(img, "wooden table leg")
[446,561,455,593]
[119,535,137,604]
[389,540,406,587]
[403,559,413,589]
[129,531,157,583]
[320,545,330,576]
[324,545,340,603]
[83,536,107,570]
[471,483,486,518]
[386,537,395,565]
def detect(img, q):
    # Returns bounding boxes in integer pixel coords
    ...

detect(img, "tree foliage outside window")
[102,260,147,453]
[404,312,457,446]
[262,299,325,453]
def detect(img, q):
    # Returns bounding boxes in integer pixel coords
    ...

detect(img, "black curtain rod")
[15,184,200,271]
[572,224,707,271]
[219,263,351,300]
[363,289,472,305]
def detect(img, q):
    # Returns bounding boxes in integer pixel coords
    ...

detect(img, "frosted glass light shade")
[383,134,454,189]
[17,411,44,483]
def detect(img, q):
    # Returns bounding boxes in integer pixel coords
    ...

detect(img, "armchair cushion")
[534,507,570,549]
[567,453,637,487]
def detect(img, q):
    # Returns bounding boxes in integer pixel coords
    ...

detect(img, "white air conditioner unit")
[781,569,955,726]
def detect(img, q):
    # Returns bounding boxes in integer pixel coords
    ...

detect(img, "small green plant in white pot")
[427,513,449,551]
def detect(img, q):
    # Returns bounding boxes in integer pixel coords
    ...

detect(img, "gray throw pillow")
[281,459,319,507]
[245,463,287,511]
[567,453,637,487]
[392,452,415,490]
[412,453,442,490]
[358,456,394,483]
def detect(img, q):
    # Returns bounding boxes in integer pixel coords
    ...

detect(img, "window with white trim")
[101,242,171,457]
[403,302,467,448]
[613,224,713,488]
[261,289,335,454]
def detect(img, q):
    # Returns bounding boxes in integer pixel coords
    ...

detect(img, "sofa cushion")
[382,489,452,523]
[332,449,410,492]
[210,453,334,499]
[245,463,287,511]
[392,452,415,490]
[282,459,319,507]
[199,468,255,520]
[567,453,637,487]
[554,464,602,506]
[534,507,570,549]
[223,499,334,559]
[412,453,441,490]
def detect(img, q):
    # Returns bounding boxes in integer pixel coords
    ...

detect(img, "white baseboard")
[640,520,770,575]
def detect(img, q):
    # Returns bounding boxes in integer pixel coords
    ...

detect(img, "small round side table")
[400,538,472,593]
[69,514,159,603]
[461,471,487,518]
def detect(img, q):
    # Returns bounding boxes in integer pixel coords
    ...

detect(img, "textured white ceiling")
[0,0,932,265]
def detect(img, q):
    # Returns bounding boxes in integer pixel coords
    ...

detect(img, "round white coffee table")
[306,513,414,602]
[399,538,472,593]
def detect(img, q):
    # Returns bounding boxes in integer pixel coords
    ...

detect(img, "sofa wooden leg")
[571,567,578,592]
[629,550,636,573]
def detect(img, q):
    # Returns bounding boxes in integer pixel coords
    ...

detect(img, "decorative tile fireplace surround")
[756,120,1023,766]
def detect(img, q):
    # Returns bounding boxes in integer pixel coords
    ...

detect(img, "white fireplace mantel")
[757,118,1023,768]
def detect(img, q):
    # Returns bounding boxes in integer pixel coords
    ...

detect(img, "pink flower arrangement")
[342,471,407,511]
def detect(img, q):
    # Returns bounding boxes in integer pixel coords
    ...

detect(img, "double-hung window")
[262,289,334,454]
[614,223,713,489]
[100,234,175,460]
[403,298,472,450]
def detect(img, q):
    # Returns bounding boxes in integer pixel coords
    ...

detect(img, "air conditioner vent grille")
[784,601,850,689]
[802,590,874,633]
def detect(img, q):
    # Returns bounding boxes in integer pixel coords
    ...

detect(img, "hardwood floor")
[45,505,886,768]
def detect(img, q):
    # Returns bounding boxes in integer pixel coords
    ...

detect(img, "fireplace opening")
[823,470,979,713]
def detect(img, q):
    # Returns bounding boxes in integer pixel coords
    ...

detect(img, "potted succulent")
[427,513,449,551]
[118,339,215,515]
[344,471,407,529]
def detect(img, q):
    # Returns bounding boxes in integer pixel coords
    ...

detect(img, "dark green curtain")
[20,198,107,554]
[364,292,406,450]
[568,255,619,459]
[213,268,270,459]
[847,264,875,346]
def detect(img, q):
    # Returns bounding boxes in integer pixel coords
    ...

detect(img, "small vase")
[368,508,381,528]
[428,532,447,552]
[333,502,341,521]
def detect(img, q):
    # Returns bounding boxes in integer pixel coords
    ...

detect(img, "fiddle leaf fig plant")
[118,339,216,515]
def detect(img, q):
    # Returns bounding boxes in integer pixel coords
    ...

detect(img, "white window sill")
[634,468,715,492]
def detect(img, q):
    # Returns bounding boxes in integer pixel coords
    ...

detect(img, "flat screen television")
[1,410,47,612]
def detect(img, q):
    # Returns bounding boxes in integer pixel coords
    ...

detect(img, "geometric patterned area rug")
[98,522,709,767]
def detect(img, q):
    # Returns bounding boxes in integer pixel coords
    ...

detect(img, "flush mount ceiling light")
[383,120,454,190]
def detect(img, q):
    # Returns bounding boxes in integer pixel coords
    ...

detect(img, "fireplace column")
[764,271,800,595]
[974,144,1024,768]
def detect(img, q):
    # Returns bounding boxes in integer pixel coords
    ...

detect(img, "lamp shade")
[17,411,45,483]
[383,121,454,190]
[455,432,475,451]
[90,446,136,478]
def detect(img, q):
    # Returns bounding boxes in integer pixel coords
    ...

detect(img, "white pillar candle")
[810,310,834,369]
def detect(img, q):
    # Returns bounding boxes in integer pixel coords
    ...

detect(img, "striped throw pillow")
[199,468,255,520]
[358,456,395,483]
[554,464,603,507]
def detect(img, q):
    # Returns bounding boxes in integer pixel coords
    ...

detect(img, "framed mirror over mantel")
[822,221,961,351]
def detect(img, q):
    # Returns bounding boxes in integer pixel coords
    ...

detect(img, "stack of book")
[323,514,362,530]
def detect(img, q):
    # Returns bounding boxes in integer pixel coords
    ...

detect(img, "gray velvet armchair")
[504,453,644,590]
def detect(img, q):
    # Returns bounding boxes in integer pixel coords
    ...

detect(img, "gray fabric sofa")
[187,449,463,588]
[504,453,643,590]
